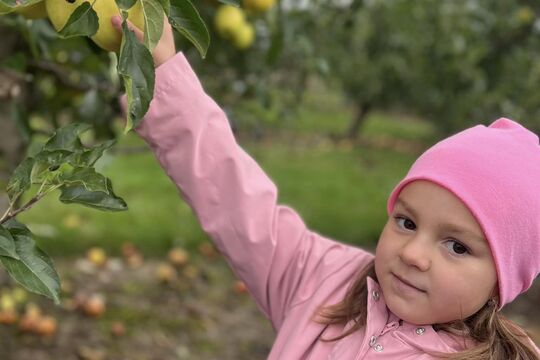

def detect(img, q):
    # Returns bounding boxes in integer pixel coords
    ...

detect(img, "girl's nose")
[398,236,431,271]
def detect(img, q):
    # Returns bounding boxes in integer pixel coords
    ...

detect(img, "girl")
[112,16,540,359]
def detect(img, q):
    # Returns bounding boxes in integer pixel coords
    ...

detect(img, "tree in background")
[311,0,540,139]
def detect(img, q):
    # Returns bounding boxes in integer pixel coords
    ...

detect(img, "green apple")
[45,0,145,52]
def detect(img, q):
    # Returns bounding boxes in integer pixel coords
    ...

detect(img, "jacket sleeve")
[122,52,373,331]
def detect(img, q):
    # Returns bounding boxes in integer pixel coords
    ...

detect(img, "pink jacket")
[128,52,500,359]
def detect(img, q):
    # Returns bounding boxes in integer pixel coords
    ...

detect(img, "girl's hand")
[111,15,176,68]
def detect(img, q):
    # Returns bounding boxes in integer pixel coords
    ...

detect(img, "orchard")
[0,0,539,357]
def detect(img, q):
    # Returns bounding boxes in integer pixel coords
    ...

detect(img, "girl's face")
[375,180,497,325]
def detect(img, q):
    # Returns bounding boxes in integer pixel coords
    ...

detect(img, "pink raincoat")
[124,52,537,359]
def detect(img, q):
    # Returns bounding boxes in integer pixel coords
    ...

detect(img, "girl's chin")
[384,296,431,325]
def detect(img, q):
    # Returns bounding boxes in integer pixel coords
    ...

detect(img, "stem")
[0,202,16,224]
[0,184,62,225]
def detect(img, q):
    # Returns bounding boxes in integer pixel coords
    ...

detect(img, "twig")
[0,184,62,225]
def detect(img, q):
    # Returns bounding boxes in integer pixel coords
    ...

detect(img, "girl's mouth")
[391,273,427,295]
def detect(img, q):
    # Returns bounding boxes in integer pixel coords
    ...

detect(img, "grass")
[244,140,418,247]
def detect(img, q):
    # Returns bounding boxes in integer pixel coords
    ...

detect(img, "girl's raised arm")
[115,17,373,332]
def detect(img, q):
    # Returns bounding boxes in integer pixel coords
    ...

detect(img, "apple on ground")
[87,246,108,267]
[168,247,189,266]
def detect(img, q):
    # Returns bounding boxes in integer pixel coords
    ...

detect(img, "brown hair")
[312,261,539,359]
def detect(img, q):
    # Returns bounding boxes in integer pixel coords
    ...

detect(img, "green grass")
[244,140,418,247]
[362,111,437,144]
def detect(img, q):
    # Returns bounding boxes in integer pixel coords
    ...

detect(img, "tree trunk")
[343,102,372,141]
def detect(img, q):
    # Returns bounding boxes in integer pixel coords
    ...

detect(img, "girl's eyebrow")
[395,198,486,244]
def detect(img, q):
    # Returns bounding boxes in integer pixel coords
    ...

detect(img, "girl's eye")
[444,240,469,256]
[394,216,416,231]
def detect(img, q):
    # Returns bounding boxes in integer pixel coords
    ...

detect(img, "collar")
[363,276,472,353]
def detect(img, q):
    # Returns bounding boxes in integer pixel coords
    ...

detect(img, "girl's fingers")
[111,14,176,67]
[111,15,144,43]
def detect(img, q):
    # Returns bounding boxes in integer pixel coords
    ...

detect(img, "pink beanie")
[386,118,540,309]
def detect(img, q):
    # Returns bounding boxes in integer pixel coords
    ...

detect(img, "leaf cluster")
[1,123,126,303]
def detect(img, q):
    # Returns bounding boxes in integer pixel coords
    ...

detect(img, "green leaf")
[58,2,99,38]
[0,0,15,10]
[3,219,30,236]
[141,0,164,51]
[59,179,128,212]
[30,159,56,185]
[76,139,116,166]
[29,134,116,185]
[34,149,73,166]
[44,122,92,152]
[118,18,155,131]
[60,167,109,192]
[58,167,127,211]
[0,221,60,304]
[30,150,77,185]
[34,139,115,170]
[6,157,36,202]
[156,0,169,16]
[169,0,210,59]
[0,226,20,260]
[115,0,137,11]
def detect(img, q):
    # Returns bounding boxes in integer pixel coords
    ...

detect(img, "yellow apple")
[45,0,145,52]
[243,0,276,12]
[15,1,47,19]
[25,302,42,319]
[199,242,218,259]
[87,246,107,267]
[156,263,176,283]
[110,321,126,337]
[0,309,18,325]
[514,6,535,25]
[12,288,28,304]
[214,5,246,40]
[0,293,15,312]
[35,315,57,336]
[232,280,248,294]
[232,22,255,50]
[82,294,106,317]
[167,247,189,266]
[19,303,42,333]
[62,213,82,229]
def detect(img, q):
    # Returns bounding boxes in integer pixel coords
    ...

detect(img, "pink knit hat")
[386,118,540,309]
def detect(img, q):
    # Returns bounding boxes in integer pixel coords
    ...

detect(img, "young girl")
[112,16,540,359]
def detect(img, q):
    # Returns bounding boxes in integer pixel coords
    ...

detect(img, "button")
[415,327,425,335]
[374,344,384,352]
[369,335,377,346]
[372,290,380,301]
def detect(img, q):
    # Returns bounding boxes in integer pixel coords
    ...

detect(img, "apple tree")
[0,0,227,303]
[283,0,540,139]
